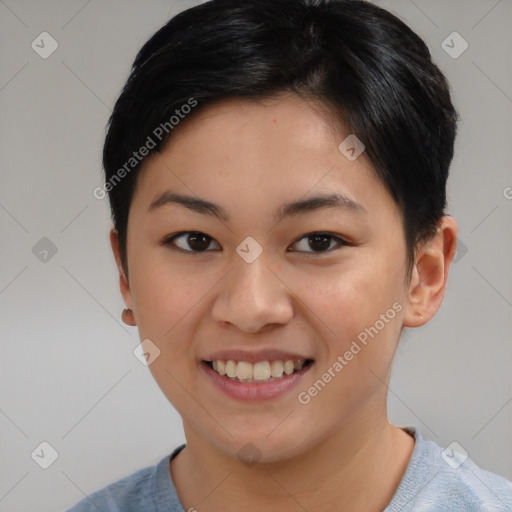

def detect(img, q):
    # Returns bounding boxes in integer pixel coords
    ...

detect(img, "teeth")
[253,361,271,380]
[284,360,295,375]
[270,360,284,377]
[236,361,253,380]
[225,360,236,378]
[209,359,309,381]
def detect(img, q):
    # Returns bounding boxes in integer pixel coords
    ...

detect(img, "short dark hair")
[103,0,458,278]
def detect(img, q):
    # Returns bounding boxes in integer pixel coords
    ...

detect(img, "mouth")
[203,358,315,383]
[200,358,315,401]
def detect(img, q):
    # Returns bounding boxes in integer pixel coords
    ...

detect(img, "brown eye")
[164,232,220,252]
[290,232,347,253]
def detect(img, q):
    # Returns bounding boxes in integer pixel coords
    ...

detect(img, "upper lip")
[202,349,314,364]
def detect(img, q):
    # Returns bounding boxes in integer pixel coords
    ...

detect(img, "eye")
[289,232,348,254]
[163,231,221,253]
[163,231,349,255]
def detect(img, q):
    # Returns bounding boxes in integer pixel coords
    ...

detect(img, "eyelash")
[162,231,351,255]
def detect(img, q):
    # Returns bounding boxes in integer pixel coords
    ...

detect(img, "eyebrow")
[148,191,367,221]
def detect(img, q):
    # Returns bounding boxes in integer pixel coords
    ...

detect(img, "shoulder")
[65,446,185,512]
[386,426,512,512]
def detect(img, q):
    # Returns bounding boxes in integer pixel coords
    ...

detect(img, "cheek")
[130,248,202,328]
[289,259,404,399]
[293,265,403,428]
[127,253,213,388]
[129,257,207,412]
[289,260,402,342]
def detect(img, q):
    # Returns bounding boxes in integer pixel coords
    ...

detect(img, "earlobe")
[403,216,458,328]
[122,308,137,327]
[109,228,136,325]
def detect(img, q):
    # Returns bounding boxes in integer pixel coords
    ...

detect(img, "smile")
[205,359,314,382]
[201,358,315,401]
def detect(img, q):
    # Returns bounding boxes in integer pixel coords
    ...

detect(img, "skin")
[110,92,458,511]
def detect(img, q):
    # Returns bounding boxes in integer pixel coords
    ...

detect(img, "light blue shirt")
[65,426,512,511]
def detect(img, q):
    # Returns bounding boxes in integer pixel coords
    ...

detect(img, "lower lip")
[200,361,314,401]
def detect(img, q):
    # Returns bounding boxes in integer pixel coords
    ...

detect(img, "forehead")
[166,93,347,156]
[130,94,399,225]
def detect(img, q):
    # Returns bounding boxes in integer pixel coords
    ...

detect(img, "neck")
[171,413,415,511]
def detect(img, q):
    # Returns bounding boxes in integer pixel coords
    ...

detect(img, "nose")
[211,254,294,334]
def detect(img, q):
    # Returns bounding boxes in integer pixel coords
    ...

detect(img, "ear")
[109,228,136,324]
[403,216,458,327]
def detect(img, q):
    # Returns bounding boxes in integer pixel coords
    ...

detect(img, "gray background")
[0,0,511,510]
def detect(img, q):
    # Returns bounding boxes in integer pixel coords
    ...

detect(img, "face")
[115,93,413,462]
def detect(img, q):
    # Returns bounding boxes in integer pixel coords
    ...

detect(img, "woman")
[68,0,512,510]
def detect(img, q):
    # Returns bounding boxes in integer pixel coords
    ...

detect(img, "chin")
[204,422,318,466]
